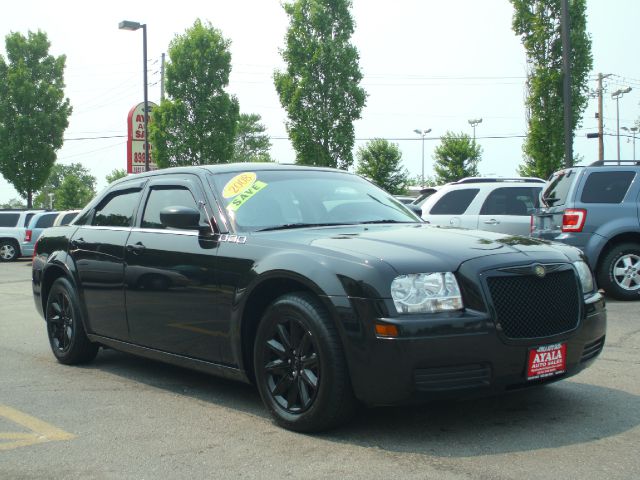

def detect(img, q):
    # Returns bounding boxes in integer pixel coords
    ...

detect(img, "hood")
[261,223,569,274]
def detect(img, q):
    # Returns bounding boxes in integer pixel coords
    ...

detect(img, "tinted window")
[23,213,36,227]
[429,189,479,215]
[580,171,636,204]
[61,212,78,225]
[92,190,141,227]
[542,170,577,207]
[480,187,541,216]
[0,213,19,227]
[141,187,199,229]
[34,213,58,228]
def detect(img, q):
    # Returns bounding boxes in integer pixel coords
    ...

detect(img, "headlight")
[391,272,463,314]
[573,261,595,293]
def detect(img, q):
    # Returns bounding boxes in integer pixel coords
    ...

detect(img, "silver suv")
[421,177,545,236]
[0,209,45,261]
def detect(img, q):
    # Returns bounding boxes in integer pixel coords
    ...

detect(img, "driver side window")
[141,187,200,229]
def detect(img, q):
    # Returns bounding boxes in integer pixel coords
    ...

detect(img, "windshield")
[210,169,421,233]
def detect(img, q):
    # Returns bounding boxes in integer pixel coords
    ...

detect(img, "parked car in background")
[53,210,81,227]
[421,177,545,236]
[32,164,605,432]
[21,211,59,258]
[531,161,640,300]
[0,209,44,261]
[411,187,439,209]
[393,195,416,205]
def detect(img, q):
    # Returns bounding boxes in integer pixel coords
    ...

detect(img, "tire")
[46,277,99,364]
[0,239,19,262]
[597,243,640,301]
[253,292,356,432]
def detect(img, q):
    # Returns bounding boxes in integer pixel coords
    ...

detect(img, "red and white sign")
[127,101,158,173]
[527,343,567,380]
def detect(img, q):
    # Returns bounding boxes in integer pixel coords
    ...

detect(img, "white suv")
[0,209,45,261]
[421,177,545,236]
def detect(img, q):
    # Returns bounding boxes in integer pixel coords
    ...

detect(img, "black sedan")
[32,164,606,432]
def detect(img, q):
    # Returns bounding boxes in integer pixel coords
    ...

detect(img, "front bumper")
[341,292,606,406]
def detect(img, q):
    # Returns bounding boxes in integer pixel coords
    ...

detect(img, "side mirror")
[160,206,201,230]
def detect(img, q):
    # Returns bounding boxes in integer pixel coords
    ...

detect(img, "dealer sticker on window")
[527,342,567,380]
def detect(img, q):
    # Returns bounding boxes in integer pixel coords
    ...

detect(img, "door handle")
[70,238,87,248]
[483,219,500,225]
[126,242,146,254]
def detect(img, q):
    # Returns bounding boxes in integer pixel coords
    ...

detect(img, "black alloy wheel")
[254,292,356,432]
[45,278,99,364]
[263,317,320,414]
[47,288,75,355]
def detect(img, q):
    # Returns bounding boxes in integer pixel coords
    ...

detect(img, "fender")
[231,248,397,374]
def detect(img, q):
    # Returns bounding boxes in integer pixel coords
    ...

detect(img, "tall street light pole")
[119,20,150,172]
[468,118,482,143]
[612,87,632,164]
[413,128,432,186]
[622,126,638,161]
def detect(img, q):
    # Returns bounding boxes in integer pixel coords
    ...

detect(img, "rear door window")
[92,190,142,227]
[429,189,479,215]
[580,171,636,204]
[480,187,541,216]
[34,213,58,228]
[0,213,19,227]
[61,212,78,225]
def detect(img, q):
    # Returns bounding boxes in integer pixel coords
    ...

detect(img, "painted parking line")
[0,404,75,451]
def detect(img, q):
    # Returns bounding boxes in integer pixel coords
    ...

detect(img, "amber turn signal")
[375,323,399,337]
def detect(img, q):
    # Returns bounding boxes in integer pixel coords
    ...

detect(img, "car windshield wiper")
[256,222,357,232]
[357,219,414,224]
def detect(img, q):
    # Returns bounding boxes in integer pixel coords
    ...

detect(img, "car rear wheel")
[598,243,640,301]
[0,240,19,262]
[46,277,99,364]
[253,292,356,432]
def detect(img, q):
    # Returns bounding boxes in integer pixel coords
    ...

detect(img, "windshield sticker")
[227,181,268,211]
[222,172,257,199]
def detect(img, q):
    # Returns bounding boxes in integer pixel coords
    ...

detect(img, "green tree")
[149,20,239,167]
[233,113,273,162]
[0,30,72,208]
[54,174,94,210]
[432,132,481,184]
[106,168,128,184]
[33,163,96,209]
[274,0,367,169]
[510,0,592,178]
[356,139,408,194]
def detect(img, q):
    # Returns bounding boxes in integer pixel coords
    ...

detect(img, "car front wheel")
[598,243,640,301]
[46,277,99,364]
[253,292,356,432]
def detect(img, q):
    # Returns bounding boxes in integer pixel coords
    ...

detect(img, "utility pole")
[561,0,573,167]
[596,73,610,161]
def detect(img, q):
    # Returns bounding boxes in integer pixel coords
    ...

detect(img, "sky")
[1,0,639,203]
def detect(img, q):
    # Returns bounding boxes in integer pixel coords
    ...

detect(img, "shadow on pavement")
[84,348,639,457]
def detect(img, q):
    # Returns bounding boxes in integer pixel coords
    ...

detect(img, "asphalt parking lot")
[1,259,639,480]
